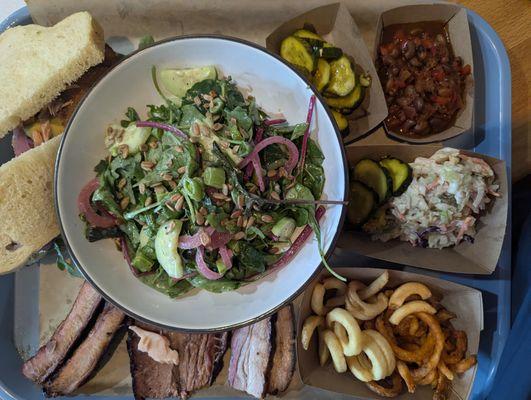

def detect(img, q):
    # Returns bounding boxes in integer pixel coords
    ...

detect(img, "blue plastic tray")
[0,6,511,400]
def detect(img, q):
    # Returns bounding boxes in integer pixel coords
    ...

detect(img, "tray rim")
[0,5,512,400]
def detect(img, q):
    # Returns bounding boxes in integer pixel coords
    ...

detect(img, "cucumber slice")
[331,110,348,133]
[159,66,217,98]
[293,29,324,41]
[348,181,377,227]
[379,157,412,196]
[353,159,392,204]
[326,56,356,96]
[280,36,315,74]
[312,59,330,91]
[324,84,364,110]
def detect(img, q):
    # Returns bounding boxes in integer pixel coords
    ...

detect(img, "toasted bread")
[0,136,61,274]
[0,12,105,138]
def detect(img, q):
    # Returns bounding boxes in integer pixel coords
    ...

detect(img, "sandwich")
[0,11,118,274]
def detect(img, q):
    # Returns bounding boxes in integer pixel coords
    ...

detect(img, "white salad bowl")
[55,35,347,331]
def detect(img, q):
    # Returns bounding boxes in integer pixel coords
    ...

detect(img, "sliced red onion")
[195,246,223,280]
[12,125,34,156]
[78,179,116,228]
[254,126,264,144]
[264,118,287,126]
[245,206,325,282]
[238,136,299,174]
[135,121,188,140]
[296,95,316,176]
[219,246,233,270]
[179,227,231,250]
[245,127,264,179]
[178,232,202,249]
[208,230,232,250]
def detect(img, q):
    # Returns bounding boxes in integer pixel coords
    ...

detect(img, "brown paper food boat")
[297,267,482,400]
[337,145,507,274]
[266,3,388,144]
[374,4,474,144]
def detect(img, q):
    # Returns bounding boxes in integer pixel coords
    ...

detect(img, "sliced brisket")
[227,317,273,399]
[22,281,103,384]
[43,303,125,397]
[167,331,228,399]
[268,305,296,395]
[127,325,179,400]
[127,322,228,400]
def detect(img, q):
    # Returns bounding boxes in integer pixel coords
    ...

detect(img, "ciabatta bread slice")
[0,12,104,138]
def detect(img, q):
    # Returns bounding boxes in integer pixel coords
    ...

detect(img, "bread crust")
[0,11,105,137]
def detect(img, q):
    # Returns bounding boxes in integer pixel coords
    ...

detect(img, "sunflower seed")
[144,197,153,206]
[117,178,127,190]
[231,210,242,219]
[192,123,200,136]
[270,191,280,200]
[196,212,205,225]
[120,196,130,210]
[234,231,245,241]
[162,173,173,181]
[141,161,155,171]
[261,214,273,223]
[177,166,187,174]
[175,145,183,153]
[170,194,182,203]
[267,169,277,178]
[246,216,255,228]
[118,144,129,158]
[199,230,211,246]
[222,184,229,196]
[212,192,228,201]
[174,196,184,211]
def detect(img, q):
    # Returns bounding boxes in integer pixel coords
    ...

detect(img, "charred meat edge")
[227,317,273,399]
[22,282,103,384]
[267,305,296,395]
[43,303,126,397]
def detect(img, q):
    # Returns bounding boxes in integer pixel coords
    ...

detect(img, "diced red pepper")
[393,30,406,42]
[460,64,472,76]
[421,38,434,49]
[432,70,445,81]
[431,96,451,105]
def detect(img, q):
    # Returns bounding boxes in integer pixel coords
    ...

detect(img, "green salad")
[78,65,344,298]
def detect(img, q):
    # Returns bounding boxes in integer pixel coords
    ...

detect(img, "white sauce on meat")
[129,326,179,365]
